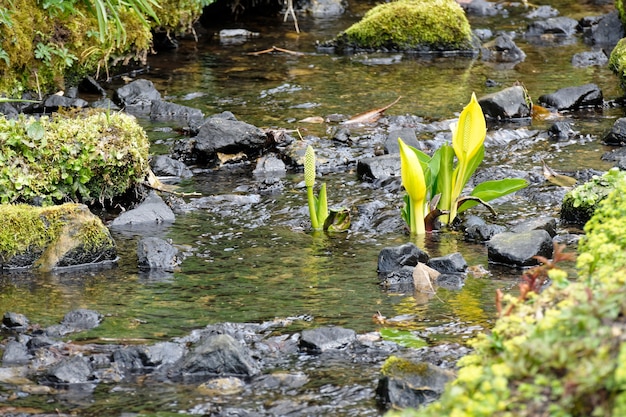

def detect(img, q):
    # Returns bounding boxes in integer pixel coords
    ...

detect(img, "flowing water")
[1,0,626,415]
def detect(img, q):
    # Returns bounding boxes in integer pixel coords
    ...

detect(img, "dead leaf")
[413,262,440,293]
[299,116,325,124]
[343,96,401,125]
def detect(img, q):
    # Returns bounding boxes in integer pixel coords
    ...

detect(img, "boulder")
[427,253,467,274]
[465,223,507,242]
[481,33,526,63]
[137,237,180,272]
[478,86,531,120]
[377,356,455,410]
[109,191,175,229]
[377,242,429,274]
[2,312,29,332]
[47,355,93,384]
[537,83,603,111]
[115,79,162,111]
[571,50,608,67]
[603,117,626,145]
[580,11,625,47]
[0,204,116,271]
[299,326,357,353]
[150,100,204,125]
[150,155,193,179]
[357,154,399,181]
[487,230,554,267]
[179,333,260,377]
[379,265,416,293]
[510,216,558,237]
[525,16,579,38]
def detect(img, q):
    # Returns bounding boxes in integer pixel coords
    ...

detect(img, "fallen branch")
[248,46,305,56]
[284,0,300,33]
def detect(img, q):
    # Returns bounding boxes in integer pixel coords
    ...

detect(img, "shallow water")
[1,0,626,414]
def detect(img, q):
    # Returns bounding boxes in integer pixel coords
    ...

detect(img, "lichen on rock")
[0,203,116,271]
[328,0,477,54]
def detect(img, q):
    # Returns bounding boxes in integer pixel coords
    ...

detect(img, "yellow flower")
[452,92,486,165]
[398,138,427,234]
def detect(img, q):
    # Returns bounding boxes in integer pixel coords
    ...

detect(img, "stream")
[1,0,626,415]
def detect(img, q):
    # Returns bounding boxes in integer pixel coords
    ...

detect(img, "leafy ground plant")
[399,93,528,234]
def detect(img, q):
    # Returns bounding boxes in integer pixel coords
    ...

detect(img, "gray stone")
[42,94,88,110]
[253,154,287,176]
[435,274,465,290]
[465,223,507,242]
[525,16,579,37]
[481,33,526,63]
[428,253,467,274]
[61,309,103,331]
[308,0,345,18]
[48,356,93,383]
[385,128,419,154]
[603,118,626,146]
[2,340,31,364]
[150,155,193,179]
[299,326,357,353]
[478,86,531,120]
[146,342,186,366]
[378,242,429,273]
[379,266,416,293]
[110,191,175,228]
[571,50,608,68]
[150,100,204,125]
[180,333,260,377]
[487,230,554,267]
[137,237,179,272]
[2,312,29,331]
[538,83,603,111]
[115,79,161,108]
[357,154,399,181]
[510,217,557,237]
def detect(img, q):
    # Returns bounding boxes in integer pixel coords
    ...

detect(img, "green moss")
[381,356,430,377]
[339,0,474,51]
[610,38,626,92]
[616,0,626,26]
[0,110,149,205]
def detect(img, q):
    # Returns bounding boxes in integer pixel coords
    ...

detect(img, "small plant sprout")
[398,93,528,234]
[304,145,328,231]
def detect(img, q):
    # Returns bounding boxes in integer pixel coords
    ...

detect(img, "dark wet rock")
[435,274,465,290]
[602,147,626,170]
[377,242,429,274]
[526,5,559,19]
[357,154,399,181]
[253,371,309,390]
[299,326,357,353]
[385,127,419,153]
[109,191,176,229]
[115,79,162,110]
[28,334,57,350]
[0,101,18,117]
[465,223,507,242]
[510,216,558,237]
[307,0,345,17]
[377,358,455,410]
[253,154,287,176]
[47,355,93,384]
[571,50,608,67]
[487,230,554,267]
[2,312,29,331]
[603,117,626,146]
[175,115,269,165]
[427,253,467,274]
[150,155,193,179]
[112,346,148,372]
[459,0,506,17]
[379,266,415,293]
[137,237,180,272]
[79,75,107,96]
[2,340,31,364]
[331,126,351,144]
[481,33,526,63]
[61,309,103,331]
[150,100,204,125]
[580,11,625,47]
[478,86,531,120]
[474,28,493,41]
[537,83,603,111]
[549,121,577,140]
[146,342,186,366]
[170,194,261,215]
[41,94,88,110]
[525,16,578,38]
[179,333,260,377]
[90,97,120,110]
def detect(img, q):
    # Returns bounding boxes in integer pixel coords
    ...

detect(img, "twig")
[248,46,304,56]
[284,0,300,33]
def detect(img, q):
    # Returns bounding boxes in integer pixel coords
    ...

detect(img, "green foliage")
[0,110,149,205]
[340,0,474,51]
[398,94,527,234]
[379,328,427,349]
[566,167,626,208]
[304,145,329,231]
[610,38,626,91]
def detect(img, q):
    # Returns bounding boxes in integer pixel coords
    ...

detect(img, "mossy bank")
[0,110,149,205]
[387,177,626,416]
[326,0,476,54]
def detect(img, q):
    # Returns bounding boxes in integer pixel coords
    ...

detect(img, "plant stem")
[307,186,320,230]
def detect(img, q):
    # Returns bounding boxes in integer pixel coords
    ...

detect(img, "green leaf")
[459,178,528,212]
[26,121,45,142]
[380,328,427,349]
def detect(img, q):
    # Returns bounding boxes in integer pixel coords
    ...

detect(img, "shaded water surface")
[1,0,625,415]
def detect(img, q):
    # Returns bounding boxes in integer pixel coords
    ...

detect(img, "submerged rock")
[137,237,180,272]
[109,191,175,229]
[377,242,429,274]
[481,33,526,63]
[299,326,357,353]
[538,83,603,111]
[179,333,261,377]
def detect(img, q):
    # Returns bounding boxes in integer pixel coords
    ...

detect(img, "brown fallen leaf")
[343,96,401,125]
[299,116,325,124]
[541,159,577,187]
[413,262,440,293]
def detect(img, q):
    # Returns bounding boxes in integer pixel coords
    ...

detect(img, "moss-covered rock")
[386,179,626,416]
[0,110,150,205]
[0,203,116,271]
[616,0,626,26]
[561,168,626,225]
[610,38,626,91]
[329,0,476,54]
